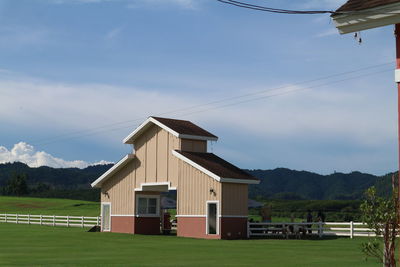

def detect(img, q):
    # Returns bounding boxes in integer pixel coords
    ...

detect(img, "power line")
[176,68,393,118]
[30,62,393,145]
[216,0,336,15]
[32,66,393,146]
[30,61,394,145]
[216,0,400,16]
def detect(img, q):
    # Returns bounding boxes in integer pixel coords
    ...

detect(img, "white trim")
[175,215,206,218]
[220,178,260,185]
[134,182,177,192]
[91,154,135,188]
[206,200,219,235]
[332,2,400,34]
[179,134,218,142]
[101,202,111,232]
[395,69,400,83]
[172,150,260,185]
[111,214,135,217]
[176,214,247,218]
[134,214,160,218]
[135,194,161,217]
[219,215,248,218]
[123,117,218,144]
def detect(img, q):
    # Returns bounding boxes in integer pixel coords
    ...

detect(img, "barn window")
[136,195,160,216]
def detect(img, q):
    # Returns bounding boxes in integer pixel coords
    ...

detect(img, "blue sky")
[0,0,398,175]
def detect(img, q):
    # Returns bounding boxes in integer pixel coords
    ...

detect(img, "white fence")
[0,215,376,238]
[0,213,100,228]
[248,221,375,239]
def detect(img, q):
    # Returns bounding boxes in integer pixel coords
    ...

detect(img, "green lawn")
[0,196,99,216]
[0,223,380,266]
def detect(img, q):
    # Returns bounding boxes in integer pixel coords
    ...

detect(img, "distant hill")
[0,162,112,189]
[247,168,393,200]
[0,162,394,201]
[0,162,113,201]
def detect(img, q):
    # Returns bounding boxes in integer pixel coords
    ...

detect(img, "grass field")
[0,197,302,222]
[0,196,99,216]
[0,223,381,266]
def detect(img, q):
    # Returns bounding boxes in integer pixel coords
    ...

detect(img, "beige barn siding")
[167,133,180,187]
[133,125,181,188]
[156,128,168,182]
[180,139,207,152]
[221,183,248,216]
[177,161,221,215]
[145,125,158,183]
[101,161,136,215]
[135,133,147,188]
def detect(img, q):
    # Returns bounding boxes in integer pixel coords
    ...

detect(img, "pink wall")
[177,217,220,239]
[110,216,135,234]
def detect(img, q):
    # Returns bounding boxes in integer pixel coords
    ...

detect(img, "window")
[207,201,218,235]
[101,203,111,231]
[136,195,159,216]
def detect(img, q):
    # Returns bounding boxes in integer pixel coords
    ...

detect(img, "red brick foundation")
[177,217,220,239]
[134,217,160,235]
[177,216,248,239]
[110,216,134,234]
[220,217,248,239]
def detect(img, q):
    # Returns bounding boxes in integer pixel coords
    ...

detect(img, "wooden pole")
[395,23,400,267]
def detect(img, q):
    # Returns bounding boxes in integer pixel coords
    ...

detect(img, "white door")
[207,202,218,235]
[101,203,111,231]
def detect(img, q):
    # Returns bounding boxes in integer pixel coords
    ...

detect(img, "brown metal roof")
[336,0,400,12]
[151,117,217,139]
[175,150,258,181]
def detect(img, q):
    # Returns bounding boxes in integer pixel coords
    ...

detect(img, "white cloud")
[299,0,347,10]
[105,27,122,40]
[0,68,396,176]
[127,0,197,9]
[0,142,112,169]
[0,71,395,149]
[315,28,339,38]
[0,25,50,47]
[50,0,198,9]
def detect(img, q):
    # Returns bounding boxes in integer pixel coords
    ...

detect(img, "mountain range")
[0,162,394,201]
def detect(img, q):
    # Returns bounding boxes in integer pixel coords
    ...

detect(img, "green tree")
[3,173,29,196]
[360,175,398,267]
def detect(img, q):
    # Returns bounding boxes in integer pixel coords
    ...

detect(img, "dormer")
[123,116,218,153]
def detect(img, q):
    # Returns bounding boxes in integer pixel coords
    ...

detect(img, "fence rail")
[0,213,100,228]
[0,215,378,238]
[248,221,376,239]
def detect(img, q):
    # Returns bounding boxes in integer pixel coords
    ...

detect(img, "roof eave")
[220,177,260,185]
[179,134,218,142]
[91,154,135,188]
[172,150,259,185]
[123,117,218,144]
[332,2,400,34]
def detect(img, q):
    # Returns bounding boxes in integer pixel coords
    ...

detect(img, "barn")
[91,116,259,239]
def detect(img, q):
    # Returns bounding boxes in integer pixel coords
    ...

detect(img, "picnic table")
[249,222,321,239]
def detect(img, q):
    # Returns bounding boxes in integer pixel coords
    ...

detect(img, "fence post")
[318,221,323,238]
[67,216,69,227]
[53,215,55,226]
[28,214,30,225]
[97,216,100,226]
[283,224,287,239]
[16,214,19,224]
[247,221,250,239]
[81,216,84,228]
[5,214,7,223]
[350,221,354,239]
